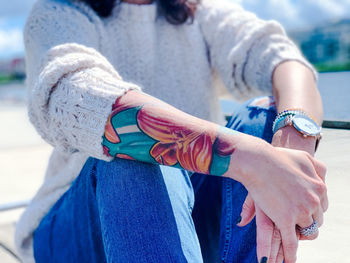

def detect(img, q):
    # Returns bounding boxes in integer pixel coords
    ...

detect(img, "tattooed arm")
[102,90,237,176]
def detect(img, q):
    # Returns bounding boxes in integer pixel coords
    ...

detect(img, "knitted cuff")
[48,67,141,161]
[28,43,141,160]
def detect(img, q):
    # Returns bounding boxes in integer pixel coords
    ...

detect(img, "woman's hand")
[225,135,328,263]
[237,126,326,262]
[238,194,287,263]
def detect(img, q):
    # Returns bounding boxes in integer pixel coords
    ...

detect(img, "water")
[0,72,349,121]
[0,82,27,106]
[318,72,350,121]
[221,72,350,121]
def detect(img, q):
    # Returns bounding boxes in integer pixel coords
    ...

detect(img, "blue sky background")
[0,0,350,59]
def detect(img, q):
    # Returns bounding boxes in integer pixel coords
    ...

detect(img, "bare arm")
[102,90,239,176]
[251,61,327,263]
[272,61,323,154]
[273,61,322,122]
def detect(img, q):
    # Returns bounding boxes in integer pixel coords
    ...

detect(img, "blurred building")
[0,57,25,79]
[289,19,350,67]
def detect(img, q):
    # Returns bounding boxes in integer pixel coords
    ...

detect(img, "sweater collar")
[114,1,158,22]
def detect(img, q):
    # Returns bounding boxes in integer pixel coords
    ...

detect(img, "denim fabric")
[34,159,201,263]
[191,96,277,263]
[220,97,276,263]
[219,96,277,263]
[34,96,276,263]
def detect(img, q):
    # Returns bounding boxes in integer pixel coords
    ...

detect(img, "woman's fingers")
[307,153,327,182]
[299,230,319,241]
[280,226,298,263]
[307,154,329,212]
[321,193,329,213]
[255,206,274,263]
[318,182,329,213]
[317,184,329,213]
[276,244,284,263]
[297,223,319,240]
[269,227,282,263]
[298,210,323,241]
[296,193,324,240]
[237,193,255,227]
[235,144,328,262]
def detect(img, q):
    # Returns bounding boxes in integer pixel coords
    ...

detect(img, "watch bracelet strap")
[272,110,318,134]
[272,114,293,134]
[273,110,306,134]
[275,108,318,123]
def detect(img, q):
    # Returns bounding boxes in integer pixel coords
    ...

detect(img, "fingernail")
[235,215,242,224]
[260,257,268,263]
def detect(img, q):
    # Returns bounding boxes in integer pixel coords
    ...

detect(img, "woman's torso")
[16,2,225,260]
[100,2,223,123]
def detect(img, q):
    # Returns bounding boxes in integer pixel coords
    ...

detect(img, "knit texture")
[16,0,316,261]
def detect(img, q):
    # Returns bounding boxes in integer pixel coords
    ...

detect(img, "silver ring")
[298,221,319,236]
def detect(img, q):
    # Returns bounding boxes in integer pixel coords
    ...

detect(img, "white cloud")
[232,0,350,29]
[0,28,24,58]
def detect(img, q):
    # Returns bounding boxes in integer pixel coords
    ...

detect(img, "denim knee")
[91,157,202,263]
[226,96,277,143]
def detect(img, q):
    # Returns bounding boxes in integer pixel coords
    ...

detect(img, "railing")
[0,200,29,212]
[0,200,29,262]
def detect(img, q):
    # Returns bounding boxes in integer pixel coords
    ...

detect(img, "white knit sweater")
[15,0,316,261]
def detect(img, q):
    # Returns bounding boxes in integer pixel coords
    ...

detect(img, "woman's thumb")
[237,193,256,227]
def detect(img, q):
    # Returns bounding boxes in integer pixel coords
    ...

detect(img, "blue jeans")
[34,96,277,263]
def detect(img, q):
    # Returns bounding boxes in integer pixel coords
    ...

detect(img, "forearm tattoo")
[102,95,236,176]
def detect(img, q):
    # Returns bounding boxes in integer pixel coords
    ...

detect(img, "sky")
[0,0,350,59]
[233,0,350,29]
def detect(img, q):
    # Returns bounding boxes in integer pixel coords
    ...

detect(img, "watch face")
[293,115,321,136]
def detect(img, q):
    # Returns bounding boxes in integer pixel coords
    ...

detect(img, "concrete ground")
[0,104,349,263]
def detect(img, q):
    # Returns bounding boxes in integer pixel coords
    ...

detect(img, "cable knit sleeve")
[25,0,140,161]
[196,0,317,99]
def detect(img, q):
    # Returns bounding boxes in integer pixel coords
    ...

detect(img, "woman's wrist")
[223,133,271,187]
[272,125,317,155]
[226,126,317,188]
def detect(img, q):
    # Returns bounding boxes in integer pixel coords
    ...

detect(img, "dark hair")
[81,0,199,25]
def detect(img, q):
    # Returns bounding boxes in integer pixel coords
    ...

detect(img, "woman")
[15,0,327,262]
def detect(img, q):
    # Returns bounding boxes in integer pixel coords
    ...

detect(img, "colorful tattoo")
[102,93,236,176]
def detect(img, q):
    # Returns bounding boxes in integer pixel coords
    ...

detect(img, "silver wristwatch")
[273,114,322,151]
